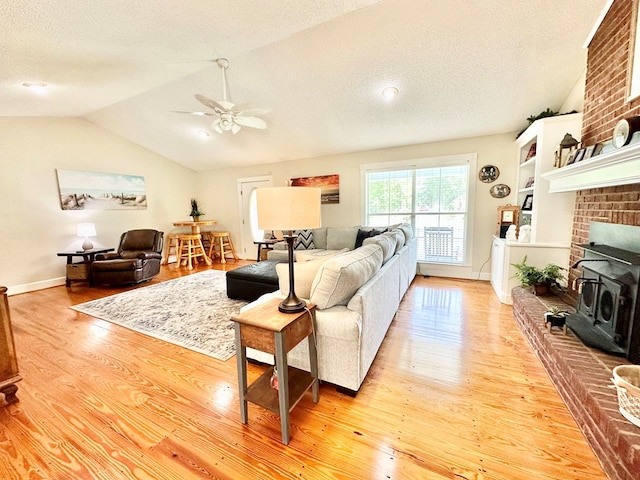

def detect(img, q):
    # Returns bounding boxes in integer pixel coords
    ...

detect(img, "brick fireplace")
[515,2,640,480]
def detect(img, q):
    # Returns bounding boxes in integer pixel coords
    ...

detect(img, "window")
[363,154,475,265]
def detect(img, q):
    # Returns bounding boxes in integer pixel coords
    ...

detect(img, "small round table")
[172,220,217,235]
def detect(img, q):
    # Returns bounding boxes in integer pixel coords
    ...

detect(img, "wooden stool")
[208,232,239,264]
[161,233,181,265]
[177,234,211,270]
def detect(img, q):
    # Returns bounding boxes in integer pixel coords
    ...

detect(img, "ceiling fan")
[174,58,267,135]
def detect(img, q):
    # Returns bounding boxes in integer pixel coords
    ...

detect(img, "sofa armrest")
[136,252,162,260]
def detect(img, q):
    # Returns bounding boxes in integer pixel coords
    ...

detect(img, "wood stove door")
[577,269,599,318]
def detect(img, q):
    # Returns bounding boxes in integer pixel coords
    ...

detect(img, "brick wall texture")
[569,0,640,288]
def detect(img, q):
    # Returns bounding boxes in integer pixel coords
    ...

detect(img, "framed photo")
[523,143,537,163]
[592,143,603,157]
[572,148,586,163]
[521,194,534,211]
[583,145,596,160]
[565,150,577,166]
[525,177,534,188]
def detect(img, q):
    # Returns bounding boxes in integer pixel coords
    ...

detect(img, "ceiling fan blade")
[217,100,235,111]
[236,107,270,117]
[195,94,225,114]
[171,110,215,117]
[234,115,267,129]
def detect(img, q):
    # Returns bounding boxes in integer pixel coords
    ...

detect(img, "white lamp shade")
[77,222,97,237]
[256,187,321,231]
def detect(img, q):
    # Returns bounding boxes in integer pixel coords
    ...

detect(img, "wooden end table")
[57,248,115,287]
[253,240,278,262]
[231,298,319,444]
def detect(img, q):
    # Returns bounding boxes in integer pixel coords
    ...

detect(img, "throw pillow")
[294,229,314,250]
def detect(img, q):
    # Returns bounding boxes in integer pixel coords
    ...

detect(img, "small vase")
[192,216,201,222]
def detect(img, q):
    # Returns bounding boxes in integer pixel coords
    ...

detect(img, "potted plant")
[544,306,570,333]
[511,256,566,296]
[189,198,204,221]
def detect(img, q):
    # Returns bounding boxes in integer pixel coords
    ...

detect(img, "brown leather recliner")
[92,229,164,286]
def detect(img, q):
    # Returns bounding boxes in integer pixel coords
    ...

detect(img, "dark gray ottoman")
[226,261,282,301]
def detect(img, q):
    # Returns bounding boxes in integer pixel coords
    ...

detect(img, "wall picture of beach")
[290,174,339,204]
[56,169,147,210]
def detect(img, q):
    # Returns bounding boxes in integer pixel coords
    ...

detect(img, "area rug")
[71,270,248,361]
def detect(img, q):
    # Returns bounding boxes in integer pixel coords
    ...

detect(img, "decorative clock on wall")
[612,116,640,148]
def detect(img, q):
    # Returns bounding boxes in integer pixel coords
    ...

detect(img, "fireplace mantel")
[541,142,640,192]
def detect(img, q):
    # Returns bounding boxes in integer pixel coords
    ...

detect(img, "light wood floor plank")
[0,264,607,479]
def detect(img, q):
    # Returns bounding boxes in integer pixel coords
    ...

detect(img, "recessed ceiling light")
[382,86,399,100]
[197,130,210,138]
[22,82,48,94]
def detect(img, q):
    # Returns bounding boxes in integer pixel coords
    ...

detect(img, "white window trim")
[360,153,477,267]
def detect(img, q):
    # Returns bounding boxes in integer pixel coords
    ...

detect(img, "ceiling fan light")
[382,86,399,100]
[231,123,241,134]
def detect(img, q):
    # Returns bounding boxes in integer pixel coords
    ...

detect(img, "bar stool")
[177,234,211,270]
[161,233,181,265]
[208,231,239,264]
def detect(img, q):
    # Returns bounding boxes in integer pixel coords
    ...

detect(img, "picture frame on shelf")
[565,150,577,165]
[523,143,537,163]
[524,177,535,188]
[583,144,596,160]
[521,194,533,211]
[572,148,586,163]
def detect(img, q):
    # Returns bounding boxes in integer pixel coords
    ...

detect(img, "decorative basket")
[612,365,640,428]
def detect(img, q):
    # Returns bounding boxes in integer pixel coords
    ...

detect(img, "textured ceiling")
[1,0,609,171]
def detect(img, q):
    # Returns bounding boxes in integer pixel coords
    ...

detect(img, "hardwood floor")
[0,262,607,479]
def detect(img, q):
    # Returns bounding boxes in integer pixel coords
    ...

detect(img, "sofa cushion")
[294,229,314,250]
[276,250,346,299]
[326,226,359,250]
[363,233,395,263]
[310,244,383,309]
[312,227,327,249]
[296,248,348,263]
[390,228,406,250]
[396,223,414,242]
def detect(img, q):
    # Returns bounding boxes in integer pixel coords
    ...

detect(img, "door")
[237,176,272,260]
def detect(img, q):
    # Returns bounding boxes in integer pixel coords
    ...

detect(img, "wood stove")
[568,242,640,363]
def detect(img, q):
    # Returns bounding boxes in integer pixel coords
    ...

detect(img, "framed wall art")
[56,169,147,210]
[290,174,339,204]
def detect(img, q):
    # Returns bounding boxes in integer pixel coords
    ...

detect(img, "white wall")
[0,117,197,294]
[198,132,517,279]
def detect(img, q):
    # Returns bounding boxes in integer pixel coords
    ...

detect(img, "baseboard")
[7,277,66,296]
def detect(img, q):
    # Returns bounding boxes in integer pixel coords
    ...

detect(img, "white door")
[237,176,272,260]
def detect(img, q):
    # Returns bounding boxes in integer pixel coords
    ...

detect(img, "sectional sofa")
[243,224,418,394]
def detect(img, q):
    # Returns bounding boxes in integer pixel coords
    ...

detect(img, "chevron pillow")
[294,229,315,250]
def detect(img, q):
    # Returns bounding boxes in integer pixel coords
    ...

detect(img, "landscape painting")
[56,169,147,210]
[290,174,339,204]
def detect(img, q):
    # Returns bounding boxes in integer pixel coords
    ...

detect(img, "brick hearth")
[512,287,640,480]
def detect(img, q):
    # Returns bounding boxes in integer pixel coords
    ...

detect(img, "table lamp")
[77,222,97,251]
[256,187,321,313]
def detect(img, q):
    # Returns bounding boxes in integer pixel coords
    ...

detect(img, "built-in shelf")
[542,141,640,192]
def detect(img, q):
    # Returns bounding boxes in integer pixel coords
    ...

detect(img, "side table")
[253,240,278,262]
[57,248,114,287]
[231,298,319,444]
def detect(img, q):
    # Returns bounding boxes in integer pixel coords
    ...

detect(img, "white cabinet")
[491,113,581,304]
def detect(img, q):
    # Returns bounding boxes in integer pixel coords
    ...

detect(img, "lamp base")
[278,296,306,314]
[81,238,94,251]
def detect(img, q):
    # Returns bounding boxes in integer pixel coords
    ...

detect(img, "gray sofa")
[244,224,417,394]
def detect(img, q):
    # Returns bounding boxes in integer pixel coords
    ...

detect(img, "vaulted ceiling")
[2,1,609,171]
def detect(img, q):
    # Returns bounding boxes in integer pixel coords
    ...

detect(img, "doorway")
[237,176,272,260]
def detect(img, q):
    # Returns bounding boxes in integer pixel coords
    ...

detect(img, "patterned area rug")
[71,270,248,361]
